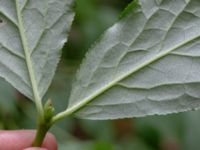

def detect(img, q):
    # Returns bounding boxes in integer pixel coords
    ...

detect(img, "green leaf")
[119,0,139,19]
[0,0,75,100]
[68,0,200,119]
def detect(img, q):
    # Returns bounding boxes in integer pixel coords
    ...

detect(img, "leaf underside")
[68,0,200,119]
[0,0,75,100]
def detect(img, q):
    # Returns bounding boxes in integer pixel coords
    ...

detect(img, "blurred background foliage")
[0,0,199,149]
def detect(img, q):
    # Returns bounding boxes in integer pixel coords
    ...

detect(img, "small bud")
[44,99,55,121]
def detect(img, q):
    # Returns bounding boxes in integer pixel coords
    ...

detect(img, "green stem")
[16,0,48,146]
[32,100,55,147]
[32,121,51,147]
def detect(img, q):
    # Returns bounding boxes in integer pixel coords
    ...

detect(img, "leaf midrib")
[15,0,43,115]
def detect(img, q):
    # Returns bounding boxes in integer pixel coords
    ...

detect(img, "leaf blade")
[68,0,200,119]
[0,0,75,100]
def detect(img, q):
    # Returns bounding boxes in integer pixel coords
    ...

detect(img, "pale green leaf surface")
[68,0,200,119]
[0,0,75,100]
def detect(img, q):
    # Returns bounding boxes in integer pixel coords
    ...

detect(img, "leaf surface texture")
[68,0,200,119]
[0,0,75,100]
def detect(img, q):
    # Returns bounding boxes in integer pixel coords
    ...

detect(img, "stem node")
[32,99,55,147]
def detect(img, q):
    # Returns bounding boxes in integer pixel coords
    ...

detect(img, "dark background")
[0,0,199,149]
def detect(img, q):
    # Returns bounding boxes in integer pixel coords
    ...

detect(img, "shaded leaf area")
[0,0,74,100]
[69,0,200,119]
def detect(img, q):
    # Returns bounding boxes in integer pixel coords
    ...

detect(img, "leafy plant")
[0,0,200,147]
